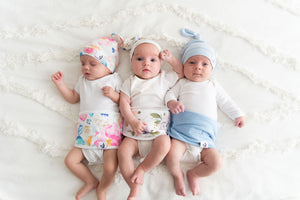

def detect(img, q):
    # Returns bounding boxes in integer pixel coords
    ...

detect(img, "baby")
[51,34,123,200]
[165,28,245,196]
[118,38,183,199]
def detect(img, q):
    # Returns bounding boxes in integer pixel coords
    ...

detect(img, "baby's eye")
[90,63,97,66]
[137,57,143,61]
[203,63,208,67]
[151,58,157,62]
[189,61,195,65]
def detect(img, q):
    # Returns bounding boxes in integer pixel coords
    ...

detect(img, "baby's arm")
[215,81,245,128]
[102,86,120,104]
[165,80,184,114]
[51,71,80,104]
[160,49,184,79]
[167,100,184,114]
[119,92,147,135]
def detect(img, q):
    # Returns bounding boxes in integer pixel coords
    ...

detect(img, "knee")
[64,148,83,168]
[117,137,138,158]
[210,155,223,172]
[202,149,223,173]
[64,154,73,168]
[103,163,118,176]
[165,150,179,168]
[117,144,127,160]
[155,135,171,153]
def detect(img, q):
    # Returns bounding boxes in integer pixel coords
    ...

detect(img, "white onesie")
[121,70,178,140]
[165,78,243,121]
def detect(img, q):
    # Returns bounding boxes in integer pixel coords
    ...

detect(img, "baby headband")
[181,28,216,70]
[80,33,123,72]
[123,37,162,62]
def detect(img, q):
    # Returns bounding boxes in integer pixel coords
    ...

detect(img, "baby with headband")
[165,28,245,196]
[51,34,123,200]
[118,38,183,199]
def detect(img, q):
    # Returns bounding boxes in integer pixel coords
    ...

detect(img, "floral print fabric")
[75,112,122,149]
[123,109,170,140]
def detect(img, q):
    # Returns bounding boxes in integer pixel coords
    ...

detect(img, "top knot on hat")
[181,28,216,70]
[181,28,202,40]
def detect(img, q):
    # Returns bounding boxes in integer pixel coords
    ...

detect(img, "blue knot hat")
[181,28,216,70]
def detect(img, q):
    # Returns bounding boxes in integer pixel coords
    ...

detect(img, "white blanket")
[1,0,300,199]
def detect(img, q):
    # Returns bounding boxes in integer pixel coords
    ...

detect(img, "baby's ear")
[111,33,124,48]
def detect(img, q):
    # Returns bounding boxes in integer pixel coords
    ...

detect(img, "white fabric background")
[0,0,300,199]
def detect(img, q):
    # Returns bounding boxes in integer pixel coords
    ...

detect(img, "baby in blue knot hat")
[165,28,245,196]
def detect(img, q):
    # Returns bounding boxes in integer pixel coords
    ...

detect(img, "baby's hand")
[130,119,147,136]
[102,86,114,97]
[51,71,64,85]
[167,100,184,114]
[159,49,172,62]
[235,116,245,128]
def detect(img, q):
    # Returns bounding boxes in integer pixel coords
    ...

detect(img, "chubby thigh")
[200,148,222,171]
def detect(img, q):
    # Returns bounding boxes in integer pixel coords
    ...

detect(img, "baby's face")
[183,55,212,82]
[80,55,111,80]
[131,43,161,80]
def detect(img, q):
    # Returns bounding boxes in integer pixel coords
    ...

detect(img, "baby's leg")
[117,137,141,200]
[165,139,187,196]
[64,147,98,200]
[131,135,171,185]
[187,148,222,195]
[96,149,118,200]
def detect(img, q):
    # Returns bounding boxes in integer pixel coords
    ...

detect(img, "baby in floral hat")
[51,33,123,200]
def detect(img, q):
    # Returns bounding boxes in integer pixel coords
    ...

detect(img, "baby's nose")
[143,60,150,66]
[83,64,90,70]
[195,64,202,70]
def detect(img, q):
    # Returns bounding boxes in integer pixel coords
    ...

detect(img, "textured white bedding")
[1,0,300,199]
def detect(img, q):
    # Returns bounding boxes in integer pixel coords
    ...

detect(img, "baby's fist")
[160,49,172,61]
[102,86,114,97]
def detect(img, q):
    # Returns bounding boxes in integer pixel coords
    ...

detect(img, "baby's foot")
[130,166,145,185]
[128,184,142,200]
[187,170,201,195]
[76,181,98,200]
[174,171,186,196]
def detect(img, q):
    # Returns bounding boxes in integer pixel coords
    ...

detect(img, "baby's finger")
[136,129,143,136]
[52,74,59,80]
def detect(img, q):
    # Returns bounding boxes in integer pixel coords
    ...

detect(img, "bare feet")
[128,184,142,200]
[130,166,145,185]
[187,170,201,196]
[76,181,99,200]
[173,171,186,196]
